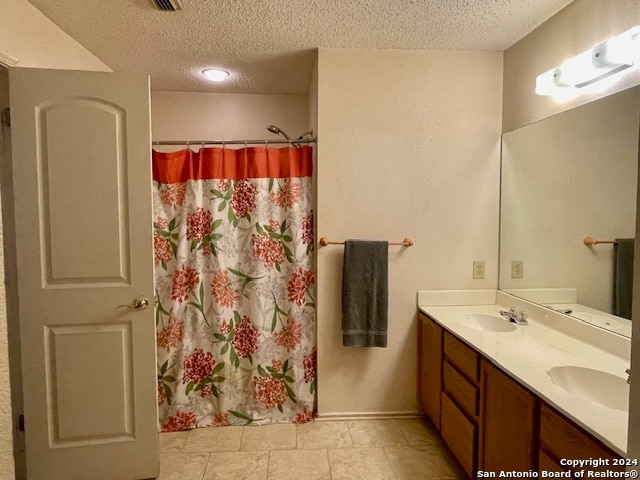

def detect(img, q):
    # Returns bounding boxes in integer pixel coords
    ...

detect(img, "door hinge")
[18,414,24,432]
[1,108,9,128]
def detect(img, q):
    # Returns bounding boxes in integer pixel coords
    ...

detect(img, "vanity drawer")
[539,404,623,470]
[443,360,478,418]
[538,450,566,475]
[441,391,476,477]
[444,332,479,383]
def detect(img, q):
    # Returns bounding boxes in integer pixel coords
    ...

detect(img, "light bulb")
[596,26,639,67]
[202,69,230,82]
[534,25,639,97]
[556,50,602,87]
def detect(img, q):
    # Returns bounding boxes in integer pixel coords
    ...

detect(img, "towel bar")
[584,236,616,246]
[319,237,414,247]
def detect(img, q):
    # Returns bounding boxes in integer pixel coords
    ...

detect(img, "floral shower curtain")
[152,146,316,431]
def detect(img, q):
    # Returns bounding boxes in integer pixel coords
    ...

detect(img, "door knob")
[118,296,150,310]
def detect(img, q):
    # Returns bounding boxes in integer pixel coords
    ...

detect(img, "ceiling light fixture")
[202,68,230,82]
[535,25,639,97]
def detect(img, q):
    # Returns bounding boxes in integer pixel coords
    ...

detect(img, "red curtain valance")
[152,146,313,183]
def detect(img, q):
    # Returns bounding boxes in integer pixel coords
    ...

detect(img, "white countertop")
[418,290,630,456]
[545,303,632,338]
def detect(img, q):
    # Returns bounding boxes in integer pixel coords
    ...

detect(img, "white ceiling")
[26,0,574,95]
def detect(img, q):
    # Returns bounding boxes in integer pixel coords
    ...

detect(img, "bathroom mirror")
[499,86,640,338]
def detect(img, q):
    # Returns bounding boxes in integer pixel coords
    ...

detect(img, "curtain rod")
[152,138,316,146]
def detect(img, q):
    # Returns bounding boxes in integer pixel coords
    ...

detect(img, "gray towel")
[342,240,388,347]
[613,238,634,320]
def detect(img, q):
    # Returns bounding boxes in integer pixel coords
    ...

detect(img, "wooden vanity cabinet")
[417,312,624,478]
[538,403,624,475]
[441,332,480,477]
[479,359,536,473]
[419,313,443,428]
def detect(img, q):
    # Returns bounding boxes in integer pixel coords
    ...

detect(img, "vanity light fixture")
[535,25,639,96]
[202,68,230,82]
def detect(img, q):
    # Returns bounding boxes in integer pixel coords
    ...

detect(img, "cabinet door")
[479,360,536,472]
[419,314,443,428]
[539,403,624,473]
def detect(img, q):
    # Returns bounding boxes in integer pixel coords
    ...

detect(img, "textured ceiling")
[26,0,573,94]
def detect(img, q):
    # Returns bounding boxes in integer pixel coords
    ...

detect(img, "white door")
[9,68,158,480]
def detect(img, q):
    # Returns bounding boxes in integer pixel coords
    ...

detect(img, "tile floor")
[158,417,467,480]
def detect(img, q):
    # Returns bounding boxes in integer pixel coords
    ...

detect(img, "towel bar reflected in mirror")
[583,236,617,246]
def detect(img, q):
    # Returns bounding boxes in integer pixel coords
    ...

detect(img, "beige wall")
[0,67,15,480]
[151,91,310,147]
[503,0,640,132]
[0,0,109,72]
[315,48,502,416]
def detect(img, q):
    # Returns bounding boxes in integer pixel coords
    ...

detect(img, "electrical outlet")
[473,261,485,279]
[512,260,524,279]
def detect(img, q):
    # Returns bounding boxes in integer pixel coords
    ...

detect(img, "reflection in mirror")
[500,86,640,338]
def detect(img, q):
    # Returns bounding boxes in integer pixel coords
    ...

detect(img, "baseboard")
[314,411,424,421]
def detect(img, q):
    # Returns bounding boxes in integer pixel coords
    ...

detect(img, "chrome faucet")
[499,306,529,325]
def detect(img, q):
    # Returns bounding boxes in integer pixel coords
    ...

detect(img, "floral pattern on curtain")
[152,146,315,430]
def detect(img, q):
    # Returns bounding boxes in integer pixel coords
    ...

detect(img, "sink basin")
[547,366,629,411]
[454,313,517,332]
